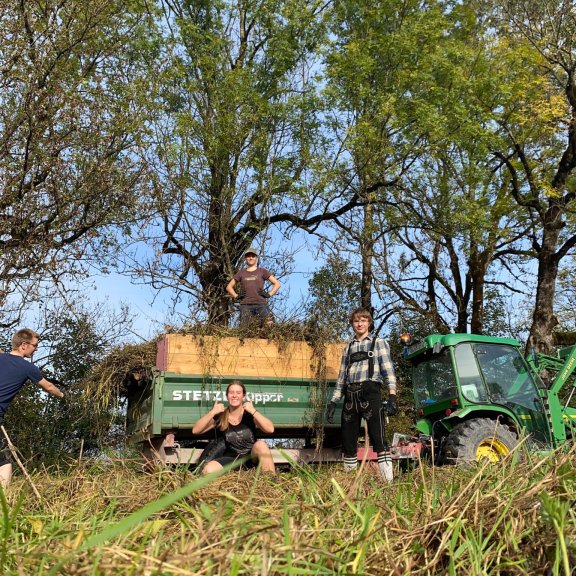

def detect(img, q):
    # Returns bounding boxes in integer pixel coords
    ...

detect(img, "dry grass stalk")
[4,453,576,575]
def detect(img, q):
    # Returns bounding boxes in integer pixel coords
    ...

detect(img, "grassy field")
[1,450,575,575]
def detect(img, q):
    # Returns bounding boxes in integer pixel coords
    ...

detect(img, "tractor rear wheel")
[443,418,519,465]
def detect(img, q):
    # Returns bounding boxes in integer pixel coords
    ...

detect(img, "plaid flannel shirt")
[331,334,397,402]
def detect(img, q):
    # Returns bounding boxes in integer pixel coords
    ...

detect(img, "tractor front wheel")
[443,418,519,465]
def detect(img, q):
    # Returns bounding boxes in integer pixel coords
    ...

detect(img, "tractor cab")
[405,334,553,462]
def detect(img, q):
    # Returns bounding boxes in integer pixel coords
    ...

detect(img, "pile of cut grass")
[1,451,575,575]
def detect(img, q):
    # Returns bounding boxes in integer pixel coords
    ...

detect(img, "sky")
[91,273,175,342]
[91,237,326,343]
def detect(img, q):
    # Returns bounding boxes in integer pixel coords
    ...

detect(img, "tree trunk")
[469,272,485,335]
[198,259,232,326]
[469,247,490,335]
[528,207,563,353]
[360,200,374,313]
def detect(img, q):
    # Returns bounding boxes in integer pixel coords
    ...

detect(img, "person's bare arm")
[37,378,64,398]
[244,401,274,434]
[226,279,239,298]
[193,402,224,435]
[267,275,281,297]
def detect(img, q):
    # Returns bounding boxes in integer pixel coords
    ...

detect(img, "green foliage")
[45,314,107,385]
[306,254,360,340]
[481,289,515,337]
[1,303,137,467]
[0,0,157,326]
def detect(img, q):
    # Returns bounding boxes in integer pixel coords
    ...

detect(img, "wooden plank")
[156,334,343,380]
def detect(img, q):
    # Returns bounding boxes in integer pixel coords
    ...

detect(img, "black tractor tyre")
[443,418,520,465]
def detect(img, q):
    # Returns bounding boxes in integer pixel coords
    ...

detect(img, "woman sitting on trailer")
[192,380,276,475]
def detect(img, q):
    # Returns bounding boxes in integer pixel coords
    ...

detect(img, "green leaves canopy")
[0,0,155,326]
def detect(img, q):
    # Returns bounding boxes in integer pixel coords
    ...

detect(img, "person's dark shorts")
[213,453,258,470]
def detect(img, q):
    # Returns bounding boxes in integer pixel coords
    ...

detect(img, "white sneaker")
[378,457,393,482]
[343,455,358,472]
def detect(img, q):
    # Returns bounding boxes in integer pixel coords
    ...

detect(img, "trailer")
[126,334,420,467]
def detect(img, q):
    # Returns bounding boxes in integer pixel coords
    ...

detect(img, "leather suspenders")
[345,337,378,382]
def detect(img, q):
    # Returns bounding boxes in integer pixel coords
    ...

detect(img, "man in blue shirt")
[326,308,398,482]
[0,328,64,487]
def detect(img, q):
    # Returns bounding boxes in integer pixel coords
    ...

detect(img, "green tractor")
[403,333,576,464]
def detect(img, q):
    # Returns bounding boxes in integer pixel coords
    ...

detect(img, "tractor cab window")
[473,343,540,408]
[413,347,456,407]
[454,344,489,402]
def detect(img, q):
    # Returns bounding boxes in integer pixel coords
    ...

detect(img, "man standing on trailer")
[326,307,398,482]
[0,328,64,487]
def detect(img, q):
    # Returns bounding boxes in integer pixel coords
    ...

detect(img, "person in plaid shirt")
[326,307,398,481]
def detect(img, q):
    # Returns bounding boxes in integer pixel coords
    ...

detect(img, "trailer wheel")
[443,418,519,465]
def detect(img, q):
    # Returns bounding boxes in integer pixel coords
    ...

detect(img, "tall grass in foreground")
[0,451,574,575]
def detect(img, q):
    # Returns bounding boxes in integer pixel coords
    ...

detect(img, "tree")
[331,0,569,339]
[380,142,534,334]
[485,0,576,352]
[124,0,378,325]
[2,300,135,466]
[319,0,442,314]
[305,254,360,340]
[0,0,155,327]
[315,0,528,336]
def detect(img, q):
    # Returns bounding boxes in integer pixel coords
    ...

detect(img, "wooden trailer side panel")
[155,335,344,380]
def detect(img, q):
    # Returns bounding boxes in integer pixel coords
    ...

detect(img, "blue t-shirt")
[0,353,43,416]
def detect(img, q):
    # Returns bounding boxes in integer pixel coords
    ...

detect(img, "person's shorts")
[213,453,257,470]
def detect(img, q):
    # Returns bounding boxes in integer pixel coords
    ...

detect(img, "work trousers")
[341,381,388,457]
